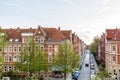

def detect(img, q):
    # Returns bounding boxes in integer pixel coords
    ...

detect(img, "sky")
[0,0,120,44]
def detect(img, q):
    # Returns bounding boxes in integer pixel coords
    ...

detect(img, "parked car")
[91,73,96,80]
[90,63,95,69]
[85,62,89,67]
[72,70,80,80]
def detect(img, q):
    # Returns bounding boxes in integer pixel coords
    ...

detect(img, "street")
[78,50,99,80]
[78,51,91,80]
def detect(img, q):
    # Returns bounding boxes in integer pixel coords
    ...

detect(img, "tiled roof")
[4,27,66,42]
[106,29,118,40]
[43,28,66,42]
[61,30,71,39]
[106,28,120,41]
[112,29,120,41]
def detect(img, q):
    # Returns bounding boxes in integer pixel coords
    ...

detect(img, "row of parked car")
[90,55,96,79]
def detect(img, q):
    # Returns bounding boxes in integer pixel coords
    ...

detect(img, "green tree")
[0,27,7,80]
[54,41,80,80]
[90,36,99,55]
[16,36,48,78]
[98,64,108,80]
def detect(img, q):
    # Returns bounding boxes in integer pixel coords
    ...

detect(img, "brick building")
[98,28,120,78]
[0,26,86,73]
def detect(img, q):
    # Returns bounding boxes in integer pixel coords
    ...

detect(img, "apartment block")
[0,26,86,73]
[98,28,120,78]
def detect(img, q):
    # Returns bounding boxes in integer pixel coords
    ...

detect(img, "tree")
[16,36,48,79]
[54,40,80,80]
[98,64,108,80]
[90,36,99,56]
[0,27,7,79]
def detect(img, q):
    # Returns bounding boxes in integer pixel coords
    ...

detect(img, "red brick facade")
[0,26,86,72]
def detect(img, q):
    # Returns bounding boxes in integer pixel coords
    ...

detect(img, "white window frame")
[48,45,52,52]
[23,37,26,43]
[9,46,12,52]
[14,46,17,52]
[18,46,21,52]
[40,37,44,43]
[8,55,12,62]
[112,45,116,52]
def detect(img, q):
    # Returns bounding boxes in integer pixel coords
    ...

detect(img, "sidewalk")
[66,73,72,80]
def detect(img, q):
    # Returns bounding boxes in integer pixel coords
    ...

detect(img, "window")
[4,66,7,72]
[22,47,26,52]
[40,38,44,43]
[18,47,21,52]
[113,56,116,61]
[112,46,116,51]
[14,47,17,52]
[54,45,58,52]
[48,45,52,52]
[18,56,21,62]
[36,37,38,42]
[48,55,52,62]
[14,56,16,58]
[15,39,18,42]
[9,46,12,52]
[9,66,12,71]
[4,55,7,62]
[23,37,26,43]
[9,39,13,42]
[4,47,7,52]
[9,56,12,62]
[41,46,44,51]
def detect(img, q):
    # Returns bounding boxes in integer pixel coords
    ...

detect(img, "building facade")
[99,28,120,78]
[0,26,86,73]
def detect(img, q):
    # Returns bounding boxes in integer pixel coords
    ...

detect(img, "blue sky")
[0,0,120,44]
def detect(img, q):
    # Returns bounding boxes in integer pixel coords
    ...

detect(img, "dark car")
[72,70,80,80]
[85,62,89,67]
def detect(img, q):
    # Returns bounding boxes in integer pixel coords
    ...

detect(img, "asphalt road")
[78,51,91,80]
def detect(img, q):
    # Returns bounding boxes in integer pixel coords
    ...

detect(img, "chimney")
[17,27,20,29]
[58,27,60,31]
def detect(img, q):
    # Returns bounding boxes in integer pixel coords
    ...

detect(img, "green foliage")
[54,40,80,80]
[90,36,99,55]
[0,27,7,79]
[98,64,108,79]
[16,36,48,74]
[7,71,14,79]
[30,73,38,80]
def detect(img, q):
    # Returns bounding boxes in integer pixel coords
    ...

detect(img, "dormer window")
[9,39,13,42]
[48,37,51,41]
[15,39,18,42]
[112,32,115,34]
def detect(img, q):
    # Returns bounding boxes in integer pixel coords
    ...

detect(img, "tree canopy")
[90,36,99,55]
[54,40,80,80]
[16,36,48,74]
